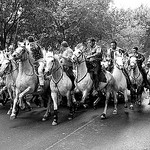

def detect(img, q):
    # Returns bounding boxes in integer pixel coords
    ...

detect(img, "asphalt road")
[0,92,150,150]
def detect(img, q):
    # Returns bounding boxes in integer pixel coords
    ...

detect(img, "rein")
[4,60,18,75]
[74,52,88,83]
[46,56,64,86]
[15,48,46,77]
[130,68,141,81]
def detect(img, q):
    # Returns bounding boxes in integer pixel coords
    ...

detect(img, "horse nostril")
[13,54,16,58]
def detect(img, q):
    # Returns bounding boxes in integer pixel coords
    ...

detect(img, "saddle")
[99,69,107,83]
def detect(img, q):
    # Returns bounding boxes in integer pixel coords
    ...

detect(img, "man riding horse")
[27,36,45,93]
[130,47,150,89]
[61,41,75,89]
[86,38,106,96]
[107,40,132,90]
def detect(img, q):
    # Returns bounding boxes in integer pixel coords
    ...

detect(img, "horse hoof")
[10,114,16,120]
[113,110,117,115]
[7,110,12,115]
[52,121,58,126]
[124,105,128,108]
[129,105,134,110]
[83,104,88,109]
[68,114,74,120]
[28,107,33,111]
[101,113,106,119]
[42,117,47,122]
[93,106,97,110]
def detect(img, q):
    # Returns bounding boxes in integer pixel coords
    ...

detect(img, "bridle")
[4,60,18,75]
[129,59,141,82]
[13,46,28,62]
[114,58,124,70]
[46,56,63,85]
[73,49,88,83]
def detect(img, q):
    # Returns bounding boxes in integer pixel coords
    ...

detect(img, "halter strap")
[74,53,88,83]
[5,60,18,75]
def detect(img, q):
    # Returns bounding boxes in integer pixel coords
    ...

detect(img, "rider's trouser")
[37,59,45,86]
[93,61,101,90]
[64,66,75,90]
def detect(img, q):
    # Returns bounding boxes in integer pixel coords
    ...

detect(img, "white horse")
[72,43,118,119]
[0,53,19,114]
[112,56,131,109]
[44,53,75,125]
[145,57,150,104]
[129,56,143,106]
[10,42,52,120]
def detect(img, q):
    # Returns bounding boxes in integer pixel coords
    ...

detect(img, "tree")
[0,0,23,49]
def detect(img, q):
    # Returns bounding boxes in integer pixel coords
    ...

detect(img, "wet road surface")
[0,93,150,150]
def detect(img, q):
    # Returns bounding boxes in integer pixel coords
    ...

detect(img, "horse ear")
[17,41,21,46]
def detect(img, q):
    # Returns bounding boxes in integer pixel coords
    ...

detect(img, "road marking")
[45,115,100,150]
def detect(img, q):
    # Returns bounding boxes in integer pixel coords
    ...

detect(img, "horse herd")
[0,41,149,126]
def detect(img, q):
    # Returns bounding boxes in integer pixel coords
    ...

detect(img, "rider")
[86,38,105,96]
[61,41,75,89]
[107,40,132,90]
[130,46,150,89]
[28,36,45,93]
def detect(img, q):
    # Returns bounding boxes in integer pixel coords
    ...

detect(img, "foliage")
[0,0,150,57]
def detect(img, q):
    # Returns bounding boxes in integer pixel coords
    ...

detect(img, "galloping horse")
[72,43,118,119]
[146,56,150,104]
[112,56,131,109]
[0,53,19,115]
[44,53,75,125]
[10,42,51,120]
[129,56,143,106]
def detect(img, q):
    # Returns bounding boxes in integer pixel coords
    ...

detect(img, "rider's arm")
[137,53,145,62]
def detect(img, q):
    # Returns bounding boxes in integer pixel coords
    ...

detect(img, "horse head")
[44,53,59,76]
[72,43,86,63]
[0,57,11,77]
[147,56,150,68]
[129,56,138,70]
[12,42,28,61]
[114,56,124,70]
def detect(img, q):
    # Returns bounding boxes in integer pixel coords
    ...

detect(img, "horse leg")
[51,92,58,126]
[10,90,19,120]
[113,90,118,115]
[101,91,110,119]
[22,97,32,111]
[18,87,32,109]
[42,95,52,121]
[67,91,75,120]
[7,88,13,115]
[124,89,129,112]
[80,90,88,108]
[148,89,150,105]
[130,89,134,110]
